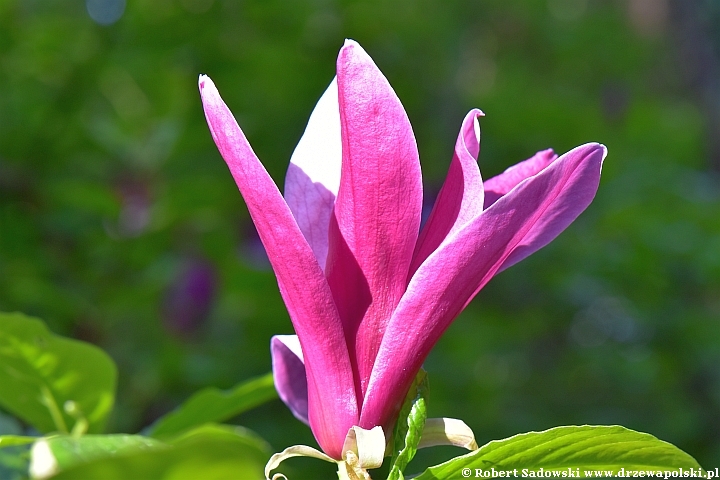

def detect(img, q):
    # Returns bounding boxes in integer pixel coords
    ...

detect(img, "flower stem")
[40,385,68,434]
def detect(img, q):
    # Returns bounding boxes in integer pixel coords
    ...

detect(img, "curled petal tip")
[471,109,484,143]
[339,39,369,64]
[585,141,608,157]
[464,109,484,148]
[198,74,209,90]
[198,74,219,102]
[583,142,608,169]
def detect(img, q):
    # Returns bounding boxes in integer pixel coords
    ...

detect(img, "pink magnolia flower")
[199,40,606,460]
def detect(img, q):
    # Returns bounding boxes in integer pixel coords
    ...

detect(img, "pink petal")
[409,109,485,278]
[483,148,558,208]
[271,335,309,425]
[284,78,342,271]
[199,75,357,459]
[324,40,423,399]
[360,143,606,430]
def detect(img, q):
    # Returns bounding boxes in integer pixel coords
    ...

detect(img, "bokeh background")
[1,0,719,474]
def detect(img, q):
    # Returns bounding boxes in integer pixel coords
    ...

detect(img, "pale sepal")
[264,444,336,480]
[417,418,478,451]
[341,425,385,477]
[263,426,386,480]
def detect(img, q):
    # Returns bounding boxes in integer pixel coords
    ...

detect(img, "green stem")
[40,385,68,434]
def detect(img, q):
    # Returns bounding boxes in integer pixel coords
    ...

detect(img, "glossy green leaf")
[0,312,117,434]
[29,434,163,478]
[47,424,269,480]
[146,372,277,438]
[413,425,704,479]
[0,436,35,449]
[388,369,429,480]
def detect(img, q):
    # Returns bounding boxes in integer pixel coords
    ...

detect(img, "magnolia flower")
[199,40,605,461]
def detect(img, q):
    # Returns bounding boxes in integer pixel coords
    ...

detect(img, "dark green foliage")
[147,372,277,438]
[1,1,719,476]
[0,312,116,434]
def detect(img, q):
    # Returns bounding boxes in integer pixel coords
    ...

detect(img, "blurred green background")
[1,0,719,474]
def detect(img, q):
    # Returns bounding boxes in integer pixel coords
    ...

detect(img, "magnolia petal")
[326,39,423,398]
[199,75,358,459]
[494,146,601,273]
[270,335,309,425]
[264,444,337,480]
[410,109,485,277]
[361,143,606,429]
[284,78,342,270]
[341,425,386,470]
[483,148,558,208]
[418,418,478,451]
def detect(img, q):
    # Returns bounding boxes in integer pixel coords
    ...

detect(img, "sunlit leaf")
[412,425,703,479]
[29,434,163,479]
[0,436,35,449]
[146,372,277,438]
[0,312,117,434]
[47,424,269,480]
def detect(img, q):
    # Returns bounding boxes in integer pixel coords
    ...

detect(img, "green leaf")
[29,434,163,478]
[0,444,31,480]
[388,369,429,480]
[0,312,117,434]
[47,424,269,480]
[0,412,32,479]
[146,372,277,438]
[412,425,704,479]
[0,436,36,449]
